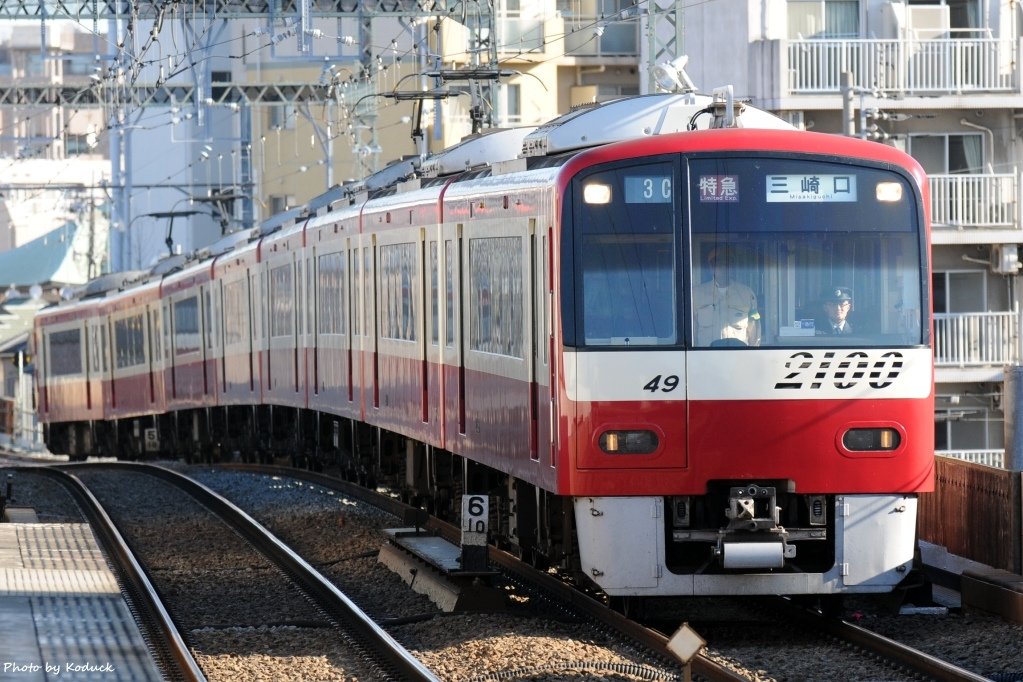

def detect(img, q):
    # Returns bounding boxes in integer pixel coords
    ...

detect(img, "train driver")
[693,245,761,347]
[815,286,854,335]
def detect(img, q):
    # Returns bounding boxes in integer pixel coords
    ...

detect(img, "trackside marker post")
[460,494,489,572]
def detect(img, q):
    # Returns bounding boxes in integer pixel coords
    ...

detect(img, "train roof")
[420,127,538,178]
[195,227,261,260]
[521,90,792,158]
[75,270,150,299]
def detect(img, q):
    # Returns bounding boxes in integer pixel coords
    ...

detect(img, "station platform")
[0,521,163,681]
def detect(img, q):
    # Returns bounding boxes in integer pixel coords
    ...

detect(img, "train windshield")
[569,153,926,349]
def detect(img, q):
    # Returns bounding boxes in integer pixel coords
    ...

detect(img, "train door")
[202,283,213,397]
[84,318,94,412]
[86,315,106,415]
[147,301,159,405]
[218,279,228,392]
[419,230,429,424]
[351,238,363,414]
[297,253,308,397]
[426,234,444,441]
[35,327,47,415]
[441,223,465,438]
[165,297,176,399]
[368,238,379,409]
[251,268,263,396]
[107,317,116,409]
[345,240,355,404]
[531,221,553,464]
[313,244,352,409]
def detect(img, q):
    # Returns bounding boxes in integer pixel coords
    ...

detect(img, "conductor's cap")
[821,286,853,303]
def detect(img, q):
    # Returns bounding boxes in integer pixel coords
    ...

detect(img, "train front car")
[557,122,932,597]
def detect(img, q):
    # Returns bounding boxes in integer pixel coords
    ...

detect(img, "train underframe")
[45,407,920,601]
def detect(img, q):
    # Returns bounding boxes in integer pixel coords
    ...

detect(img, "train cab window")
[687,156,926,349]
[48,329,83,376]
[573,161,677,347]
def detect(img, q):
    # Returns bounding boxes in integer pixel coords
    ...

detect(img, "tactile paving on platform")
[0,523,163,681]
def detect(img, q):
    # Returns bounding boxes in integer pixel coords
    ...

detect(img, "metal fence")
[929,173,1018,229]
[933,311,1019,367]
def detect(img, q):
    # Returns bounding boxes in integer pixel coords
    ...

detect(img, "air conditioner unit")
[907,5,950,39]
[990,244,1021,274]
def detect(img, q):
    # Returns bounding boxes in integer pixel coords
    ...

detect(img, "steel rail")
[779,598,991,681]
[17,466,206,682]
[813,614,991,681]
[64,462,439,682]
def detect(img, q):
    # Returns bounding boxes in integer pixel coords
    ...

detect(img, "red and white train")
[34,92,934,598]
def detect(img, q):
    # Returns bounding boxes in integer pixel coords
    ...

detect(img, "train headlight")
[842,427,901,452]
[875,181,903,202]
[583,183,612,204]
[599,430,658,454]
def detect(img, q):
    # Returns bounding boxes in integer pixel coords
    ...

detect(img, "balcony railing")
[938,449,1006,468]
[929,173,1018,229]
[497,13,545,53]
[934,311,1019,366]
[787,38,1017,94]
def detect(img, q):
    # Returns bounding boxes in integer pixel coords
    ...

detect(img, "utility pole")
[643,0,685,94]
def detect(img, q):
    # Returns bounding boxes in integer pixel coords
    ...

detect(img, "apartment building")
[695,0,1018,465]
[0,25,105,161]
[0,25,109,274]
[446,0,1014,464]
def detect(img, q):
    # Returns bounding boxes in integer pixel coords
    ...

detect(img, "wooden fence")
[918,456,1023,574]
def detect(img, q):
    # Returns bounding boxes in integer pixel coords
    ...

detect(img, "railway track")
[210,462,1009,682]
[23,466,204,682]
[10,459,1020,680]
[60,462,437,681]
[203,462,761,681]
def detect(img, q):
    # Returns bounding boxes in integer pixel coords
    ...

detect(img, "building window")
[935,396,1003,453]
[502,84,521,125]
[908,134,984,174]
[933,270,989,313]
[788,0,859,39]
[65,133,91,156]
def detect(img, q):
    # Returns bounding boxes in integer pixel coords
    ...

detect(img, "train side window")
[430,241,439,346]
[445,240,456,348]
